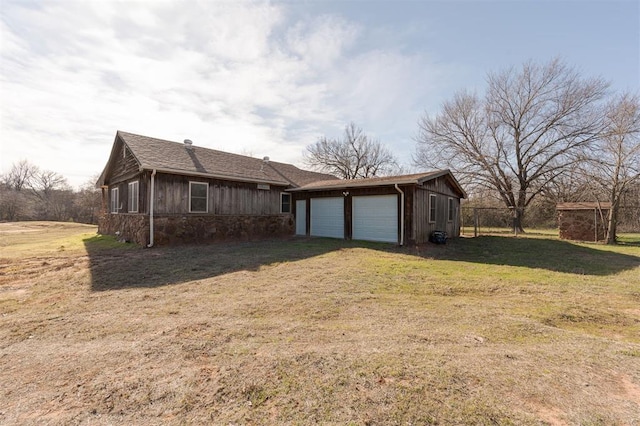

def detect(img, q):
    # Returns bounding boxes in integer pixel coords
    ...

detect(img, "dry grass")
[1,222,639,425]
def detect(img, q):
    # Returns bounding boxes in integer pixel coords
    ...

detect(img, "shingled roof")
[287,170,467,198]
[98,131,337,187]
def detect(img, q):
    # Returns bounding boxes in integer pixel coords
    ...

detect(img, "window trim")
[111,187,119,214]
[128,181,139,213]
[447,197,454,222]
[189,181,209,213]
[280,192,292,214]
[428,194,437,223]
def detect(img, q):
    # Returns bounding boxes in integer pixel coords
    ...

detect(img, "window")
[281,193,291,213]
[111,187,119,213]
[189,182,208,213]
[448,197,454,222]
[128,181,139,213]
[429,194,436,223]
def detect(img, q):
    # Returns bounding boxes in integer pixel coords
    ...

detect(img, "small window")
[189,182,208,213]
[429,194,436,223]
[448,197,454,222]
[128,181,139,213]
[111,187,119,213]
[281,193,291,213]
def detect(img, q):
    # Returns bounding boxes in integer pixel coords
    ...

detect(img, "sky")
[1,0,639,189]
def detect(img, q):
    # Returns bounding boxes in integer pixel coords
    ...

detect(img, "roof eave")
[286,178,421,192]
[141,166,290,186]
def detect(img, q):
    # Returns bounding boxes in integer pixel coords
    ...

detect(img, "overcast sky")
[1,0,638,189]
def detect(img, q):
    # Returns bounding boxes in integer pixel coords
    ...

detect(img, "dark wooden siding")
[153,173,286,215]
[107,138,140,184]
[413,184,461,242]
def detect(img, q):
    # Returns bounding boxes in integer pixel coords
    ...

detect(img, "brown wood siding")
[414,187,461,242]
[107,138,140,184]
[153,173,286,215]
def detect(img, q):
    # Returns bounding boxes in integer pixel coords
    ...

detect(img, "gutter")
[148,169,156,247]
[394,184,405,246]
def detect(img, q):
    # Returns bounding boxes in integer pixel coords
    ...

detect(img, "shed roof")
[287,170,467,198]
[556,202,612,210]
[97,131,337,187]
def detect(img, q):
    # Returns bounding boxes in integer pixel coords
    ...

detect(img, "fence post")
[473,208,478,237]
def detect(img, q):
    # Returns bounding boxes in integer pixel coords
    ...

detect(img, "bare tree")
[1,160,39,191]
[415,59,609,231]
[584,92,640,243]
[305,122,398,179]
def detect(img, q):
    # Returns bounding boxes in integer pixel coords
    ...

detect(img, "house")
[289,171,466,245]
[96,131,337,246]
[97,131,466,246]
[557,202,611,242]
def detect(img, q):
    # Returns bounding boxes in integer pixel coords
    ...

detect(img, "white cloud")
[0,0,446,187]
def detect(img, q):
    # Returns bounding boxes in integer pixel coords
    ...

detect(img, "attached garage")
[310,197,344,238]
[352,195,398,243]
[289,170,466,245]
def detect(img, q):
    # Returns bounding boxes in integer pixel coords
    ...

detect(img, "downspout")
[394,184,405,246]
[147,169,156,247]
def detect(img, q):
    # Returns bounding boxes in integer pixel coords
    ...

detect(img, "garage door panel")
[353,195,398,243]
[295,200,306,235]
[310,197,344,239]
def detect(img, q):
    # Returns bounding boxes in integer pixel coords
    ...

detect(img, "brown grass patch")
[0,222,639,424]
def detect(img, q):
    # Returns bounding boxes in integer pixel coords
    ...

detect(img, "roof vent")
[184,139,193,149]
[263,156,270,163]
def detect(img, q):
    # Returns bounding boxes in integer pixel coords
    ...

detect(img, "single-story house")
[557,202,611,242]
[97,131,466,246]
[96,131,337,246]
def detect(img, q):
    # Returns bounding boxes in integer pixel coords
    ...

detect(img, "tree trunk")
[606,196,619,245]
[514,207,526,234]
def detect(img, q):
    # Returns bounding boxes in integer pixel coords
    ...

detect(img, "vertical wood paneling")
[152,173,285,215]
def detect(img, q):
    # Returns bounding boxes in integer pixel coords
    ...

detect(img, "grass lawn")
[1,222,639,425]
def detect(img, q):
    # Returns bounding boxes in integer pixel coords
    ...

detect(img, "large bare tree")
[414,59,609,231]
[305,122,398,179]
[584,92,640,244]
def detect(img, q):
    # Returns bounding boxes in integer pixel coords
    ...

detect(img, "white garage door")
[310,197,344,239]
[353,195,398,243]
[295,200,306,235]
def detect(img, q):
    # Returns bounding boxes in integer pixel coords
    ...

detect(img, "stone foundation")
[558,209,606,242]
[98,213,294,246]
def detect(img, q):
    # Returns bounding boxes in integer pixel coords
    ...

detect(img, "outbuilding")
[557,202,611,242]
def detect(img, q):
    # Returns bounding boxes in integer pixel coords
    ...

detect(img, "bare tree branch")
[304,122,398,179]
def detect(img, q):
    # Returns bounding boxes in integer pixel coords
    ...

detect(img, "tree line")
[0,160,101,224]
[306,59,639,244]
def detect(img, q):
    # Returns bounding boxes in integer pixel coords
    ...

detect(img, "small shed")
[557,202,611,242]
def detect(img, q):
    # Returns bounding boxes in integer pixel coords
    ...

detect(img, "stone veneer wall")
[98,213,294,246]
[558,209,607,242]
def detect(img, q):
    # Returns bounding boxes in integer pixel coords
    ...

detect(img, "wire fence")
[460,207,520,237]
[460,205,640,237]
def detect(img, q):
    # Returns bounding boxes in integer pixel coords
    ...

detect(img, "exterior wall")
[108,138,142,183]
[413,185,461,243]
[558,209,607,242]
[98,212,150,245]
[153,173,286,215]
[98,213,294,246]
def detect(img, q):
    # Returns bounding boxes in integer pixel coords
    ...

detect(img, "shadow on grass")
[404,235,639,276]
[84,234,639,291]
[84,235,351,291]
